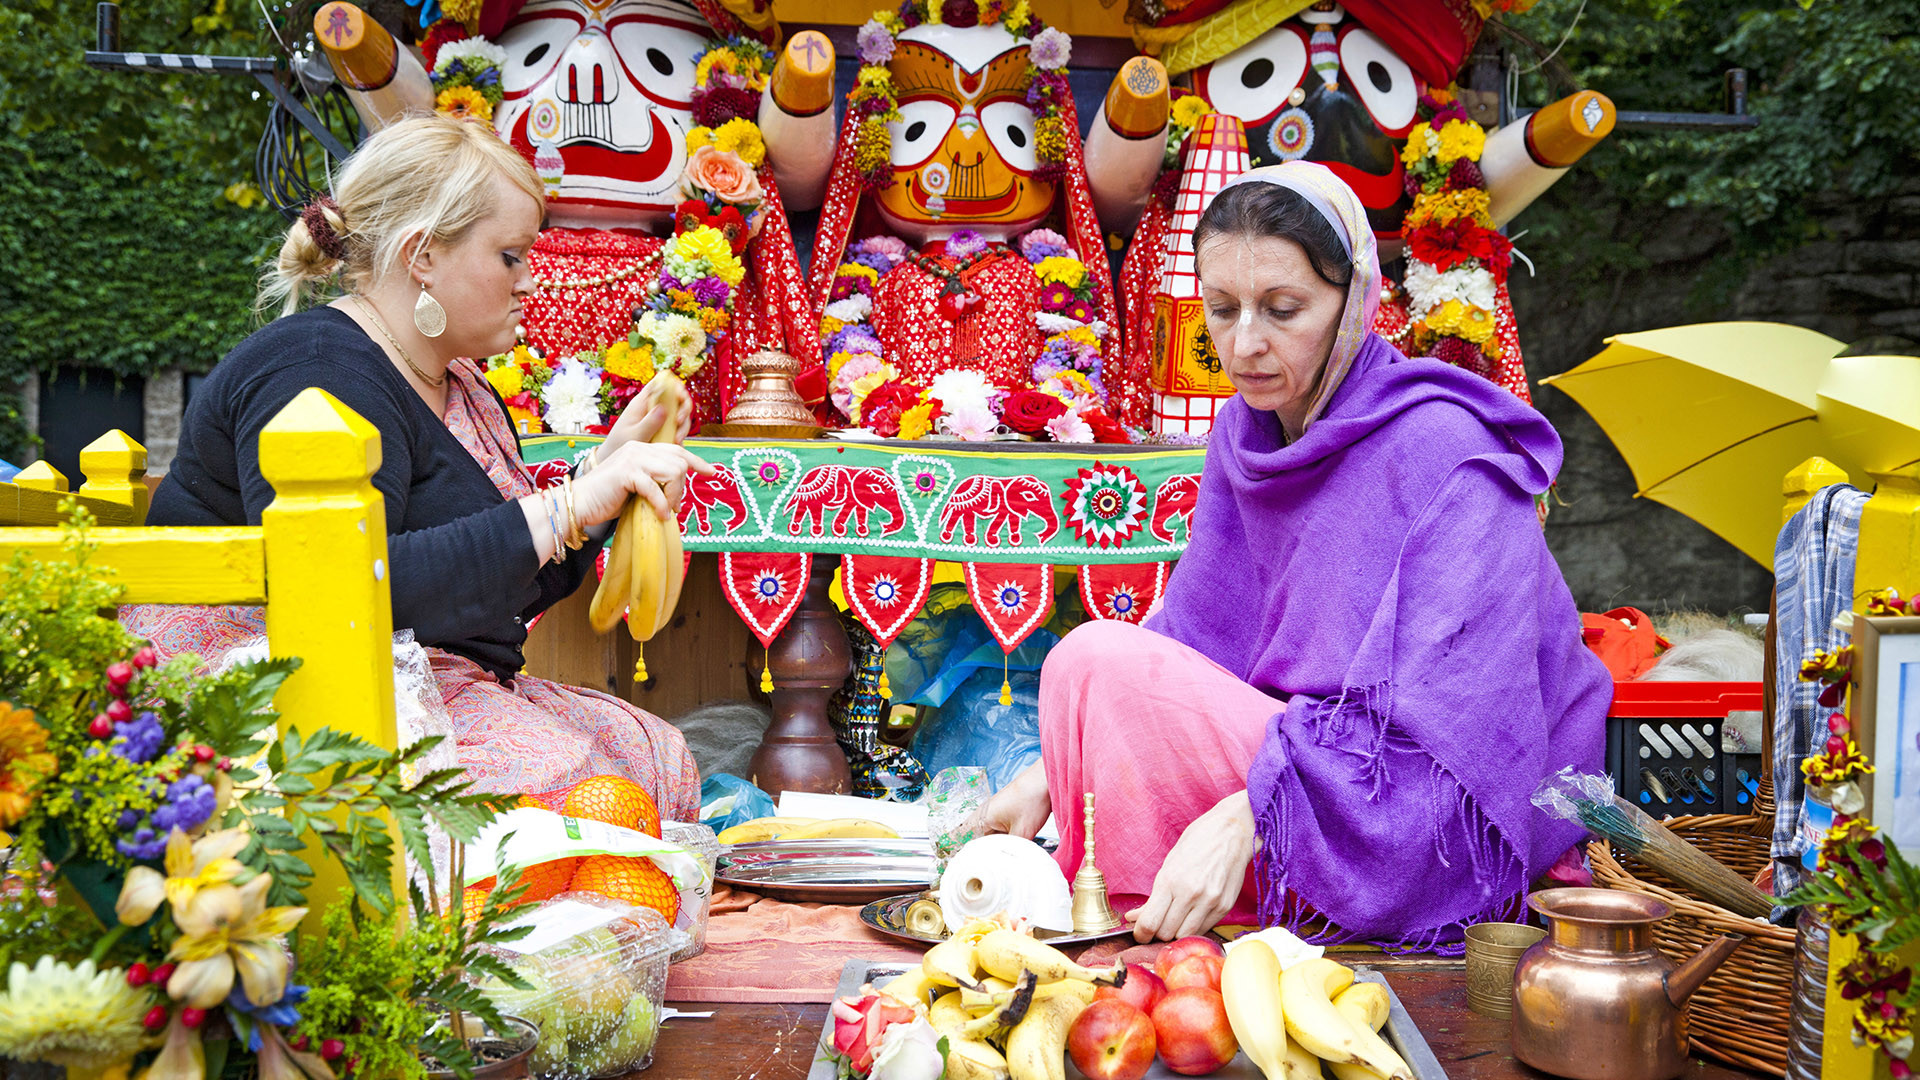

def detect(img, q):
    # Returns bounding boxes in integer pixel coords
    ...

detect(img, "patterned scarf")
[444,359,537,501]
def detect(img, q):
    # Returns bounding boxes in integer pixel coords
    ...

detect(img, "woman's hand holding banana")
[571,440,714,528]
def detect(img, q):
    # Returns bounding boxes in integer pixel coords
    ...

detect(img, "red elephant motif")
[680,464,748,536]
[1149,474,1201,543]
[526,457,574,490]
[939,474,1061,548]
[783,465,906,538]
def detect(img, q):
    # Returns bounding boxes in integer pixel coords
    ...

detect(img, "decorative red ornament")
[963,562,1056,653]
[180,1007,207,1030]
[842,555,935,649]
[1829,713,1852,734]
[88,715,113,739]
[193,744,216,763]
[720,552,813,647]
[143,1006,169,1031]
[126,962,151,987]
[1078,562,1168,624]
[106,699,133,724]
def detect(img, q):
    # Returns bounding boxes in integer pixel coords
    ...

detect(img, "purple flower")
[116,824,164,861]
[945,229,989,260]
[111,710,166,764]
[1018,228,1071,262]
[1028,28,1071,70]
[691,276,732,305]
[827,325,884,356]
[116,809,141,830]
[150,775,216,834]
[856,19,896,64]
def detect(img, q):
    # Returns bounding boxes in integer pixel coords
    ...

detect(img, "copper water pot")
[1511,888,1747,1080]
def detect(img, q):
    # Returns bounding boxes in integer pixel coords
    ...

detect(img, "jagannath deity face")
[1190,2,1421,240]
[493,0,710,228]
[875,24,1058,241]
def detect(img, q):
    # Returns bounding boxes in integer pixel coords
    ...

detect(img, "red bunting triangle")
[1078,562,1169,625]
[963,562,1055,654]
[842,554,934,649]
[721,551,812,647]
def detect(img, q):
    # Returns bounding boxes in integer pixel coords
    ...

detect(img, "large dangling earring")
[413,282,447,338]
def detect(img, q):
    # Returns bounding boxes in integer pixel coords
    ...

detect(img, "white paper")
[495,899,623,955]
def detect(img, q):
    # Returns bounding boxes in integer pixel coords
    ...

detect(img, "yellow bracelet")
[560,476,586,551]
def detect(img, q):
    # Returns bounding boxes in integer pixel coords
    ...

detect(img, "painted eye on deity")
[979,100,1039,174]
[497,8,581,96]
[1194,23,1308,127]
[1337,27,1417,134]
[889,99,960,168]
[605,15,702,106]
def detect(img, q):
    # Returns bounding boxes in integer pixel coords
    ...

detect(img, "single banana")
[976,929,1124,986]
[924,922,997,990]
[645,372,689,621]
[1031,978,1096,1006]
[1282,960,1410,1080]
[879,966,941,1009]
[587,490,633,632]
[1004,989,1089,1080]
[1221,940,1290,1080]
[621,495,668,640]
[930,990,974,1038]
[714,816,819,845]
[963,971,1037,1040]
[945,1038,1013,1080]
[777,818,901,841]
[1328,982,1394,1080]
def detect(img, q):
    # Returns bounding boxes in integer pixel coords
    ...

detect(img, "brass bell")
[1070,792,1122,935]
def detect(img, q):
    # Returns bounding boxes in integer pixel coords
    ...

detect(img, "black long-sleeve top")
[151,305,596,680]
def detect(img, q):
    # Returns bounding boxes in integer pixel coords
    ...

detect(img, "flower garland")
[485,333,686,435]
[852,0,1072,192]
[821,228,1129,443]
[1786,588,1920,1076]
[427,36,505,124]
[1397,89,1513,380]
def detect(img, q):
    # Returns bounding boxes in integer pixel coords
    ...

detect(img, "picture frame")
[1850,615,1920,853]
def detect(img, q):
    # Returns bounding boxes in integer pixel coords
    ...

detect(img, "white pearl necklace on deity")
[531,249,664,291]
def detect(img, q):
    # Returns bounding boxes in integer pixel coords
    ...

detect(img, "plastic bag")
[698,773,776,834]
[925,766,992,870]
[884,585,1062,708]
[909,667,1043,791]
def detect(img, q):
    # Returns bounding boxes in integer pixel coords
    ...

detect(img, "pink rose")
[685,145,764,206]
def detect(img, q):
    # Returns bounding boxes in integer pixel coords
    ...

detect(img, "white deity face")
[493,0,711,229]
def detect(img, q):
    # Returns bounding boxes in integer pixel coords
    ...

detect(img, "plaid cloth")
[1771,483,1869,894]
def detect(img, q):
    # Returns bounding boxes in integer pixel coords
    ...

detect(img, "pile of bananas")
[878,924,1127,1080]
[1222,943,1414,1080]
[713,817,900,844]
[589,371,689,643]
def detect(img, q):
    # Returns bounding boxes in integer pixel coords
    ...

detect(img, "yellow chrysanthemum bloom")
[603,341,655,382]
[1171,95,1213,129]
[695,50,739,87]
[1034,256,1087,289]
[1424,299,1468,335]
[1065,325,1101,348]
[1008,0,1031,29]
[0,956,154,1069]
[673,225,746,287]
[899,401,936,441]
[857,66,894,89]
[1457,305,1498,345]
[1399,122,1431,168]
[821,316,848,336]
[686,125,714,152]
[1436,120,1486,164]
[1408,189,1491,228]
[837,263,881,284]
[713,118,767,168]
[435,85,493,124]
[484,362,525,399]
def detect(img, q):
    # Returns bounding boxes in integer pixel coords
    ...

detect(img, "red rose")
[1002,389,1068,435]
[1408,221,1477,273]
[864,400,905,438]
[1083,408,1131,444]
[858,380,924,429]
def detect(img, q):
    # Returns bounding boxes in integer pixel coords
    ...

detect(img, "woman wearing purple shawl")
[983,161,1609,950]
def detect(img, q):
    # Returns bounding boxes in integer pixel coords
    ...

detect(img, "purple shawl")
[1147,335,1610,950]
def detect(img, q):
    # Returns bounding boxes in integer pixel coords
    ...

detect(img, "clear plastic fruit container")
[662,820,718,962]
[470,892,679,1077]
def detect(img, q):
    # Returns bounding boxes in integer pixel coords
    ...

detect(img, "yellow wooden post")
[257,389,402,921]
[13,461,68,492]
[77,431,148,525]
[1785,456,1851,524]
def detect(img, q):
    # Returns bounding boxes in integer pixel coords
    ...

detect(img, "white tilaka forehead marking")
[898,23,1023,75]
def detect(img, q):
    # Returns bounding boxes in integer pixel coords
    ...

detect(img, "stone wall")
[1517,179,1920,616]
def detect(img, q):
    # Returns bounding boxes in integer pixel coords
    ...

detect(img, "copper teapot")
[1512,888,1747,1080]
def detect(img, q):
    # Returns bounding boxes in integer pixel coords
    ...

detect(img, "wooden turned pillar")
[747,556,853,795]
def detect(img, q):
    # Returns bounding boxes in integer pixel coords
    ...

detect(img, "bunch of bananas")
[878,924,1127,1080]
[589,371,689,643]
[713,817,900,844]
[1222,944,1414,1080]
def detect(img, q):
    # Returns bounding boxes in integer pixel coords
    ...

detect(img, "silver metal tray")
[715,838,936,904]
[859,891,1137,946]
[807,959,1450,1080]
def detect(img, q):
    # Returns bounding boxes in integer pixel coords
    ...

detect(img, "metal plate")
[808,959,1451,1080]
[859,891,1138,947]
[715,839,937,904]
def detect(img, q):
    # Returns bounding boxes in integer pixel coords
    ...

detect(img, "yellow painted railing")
[0,388,401,920]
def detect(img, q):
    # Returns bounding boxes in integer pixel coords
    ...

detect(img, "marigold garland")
[1398,90,1512,381]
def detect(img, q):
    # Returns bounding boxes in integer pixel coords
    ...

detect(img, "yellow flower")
[1033,256,1086,289]
[837,263,880,285]
[434,85,492,124]
[1008,0,1030,29]
[0,703,52,828]
[856,66,894,90]
[712,118,767,168]
[820,316,848,336]
[695,49,739,87]
[1408,189,1491,228]
[1171,95,1213,129]
[1065,325,1100,348]
[1424,299,1468,335]
[671,224,746,287]
[117,828,250,927]
[603,340,655,382]
[484,362,524,399]
[166,873,306,1009]
[1436,120,1485,164]
[698,307,731,334]
[848,369,891,423]
[1457,304,1497,344]
[0,956,154,1069]
[898,401,936,441]
[686,125,714,152]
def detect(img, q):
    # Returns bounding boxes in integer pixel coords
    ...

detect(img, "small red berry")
[192,744,215,763]
[132,646,159,669]
[88,715,114,739]
[106,662,135,690]
[126,962,150,987]
[180,1007,206,1029]
[106,699,133,724]
[143,1006,169,1031]
[151,962,176,986]
[321,1038,346,1060]
[290,1035,310,1052]
[345,1056,361,1077]
[218,757,234,772]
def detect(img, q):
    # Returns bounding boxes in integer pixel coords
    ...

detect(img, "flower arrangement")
[1787,589,1920,1076]
[821,985,945,1080]
[852,0,1070,192]
[820,228,1130,443]
[0,509,532,1079]
[1396,89,1513,380]
[424,33,506,125]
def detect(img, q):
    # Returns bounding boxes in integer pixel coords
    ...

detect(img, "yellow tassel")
[761,658,774,694]
[999,678,1013,707]
[633,648,648,683]
[878,668,892,700]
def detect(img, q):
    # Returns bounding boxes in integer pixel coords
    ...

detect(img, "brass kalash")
[703,350,822,438]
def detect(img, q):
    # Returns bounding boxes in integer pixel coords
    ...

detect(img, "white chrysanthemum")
[823,294,873,324]
[542,358,603,434]
[1402,261,1496,317]
[642,311,707,368]
[0,956,154,1068]
[435,38,508,72]
[928,369,994,414]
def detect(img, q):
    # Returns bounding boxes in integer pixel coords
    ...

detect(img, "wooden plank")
[0,527,267,603]
[0,483,142,527]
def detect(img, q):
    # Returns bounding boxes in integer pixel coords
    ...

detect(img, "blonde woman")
[127,115,712,817]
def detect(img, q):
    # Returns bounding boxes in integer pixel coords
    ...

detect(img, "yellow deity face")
[873,24,1057,240]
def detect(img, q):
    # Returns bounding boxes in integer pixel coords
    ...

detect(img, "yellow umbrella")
[1542,321,1848,567]
[1817,354,1920,477]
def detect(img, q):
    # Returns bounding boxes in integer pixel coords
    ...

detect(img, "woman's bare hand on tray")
[979,761,1051,840]
[1127,789,1256,942]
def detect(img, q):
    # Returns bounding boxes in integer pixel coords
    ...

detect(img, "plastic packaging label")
[496,899,625,955]
[465,807,709,891]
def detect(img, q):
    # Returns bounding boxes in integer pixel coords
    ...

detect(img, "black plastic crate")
[1607,682,1765,817]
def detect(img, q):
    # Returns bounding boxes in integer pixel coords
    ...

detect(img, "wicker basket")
[1589,813,1796,1077]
